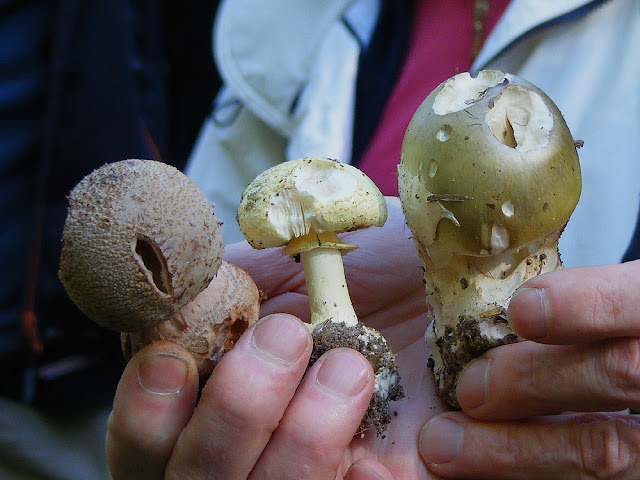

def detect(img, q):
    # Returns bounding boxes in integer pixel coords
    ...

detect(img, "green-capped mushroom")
[398,71,582,408]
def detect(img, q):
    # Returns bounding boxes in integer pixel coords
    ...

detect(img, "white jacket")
[186,0,640,269]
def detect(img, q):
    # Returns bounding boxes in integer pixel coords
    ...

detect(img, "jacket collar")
[216,0,608,133]
[473,0,610,71]
[215,0,377,135]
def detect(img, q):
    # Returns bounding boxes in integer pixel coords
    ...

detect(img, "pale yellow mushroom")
[237,157,403,435]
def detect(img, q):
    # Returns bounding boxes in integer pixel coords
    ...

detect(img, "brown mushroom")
[59,159,259,378]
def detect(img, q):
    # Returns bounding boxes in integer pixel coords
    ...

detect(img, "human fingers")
[456,338,640,419]
[507,260,640,344]
[420,411,640,479]
[250,348,374,480]
[106,341,199,480]
[260,291,312,323]
[164,314,312,480]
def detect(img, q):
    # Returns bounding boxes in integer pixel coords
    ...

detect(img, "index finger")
[507,260,640,344]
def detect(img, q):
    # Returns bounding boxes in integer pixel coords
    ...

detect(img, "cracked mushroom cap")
[59,159,223,332]
[237,157,387,249]
[398,71,582,260]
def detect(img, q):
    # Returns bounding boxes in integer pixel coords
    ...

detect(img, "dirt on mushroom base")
[309,320,404,436]
[426,311,518,409]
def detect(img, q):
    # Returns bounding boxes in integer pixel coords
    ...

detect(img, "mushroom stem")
[423,228,563,407]
[300,245,358,329]
[282,229,359,330]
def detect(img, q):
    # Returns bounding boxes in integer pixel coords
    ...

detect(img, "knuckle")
[600,338,640,405]
[575,416,640,479]
[589,273,631,332]
[205,386,280,434]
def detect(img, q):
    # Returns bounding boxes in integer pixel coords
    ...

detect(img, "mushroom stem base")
[308,320,404,436]
[425,228,564,409]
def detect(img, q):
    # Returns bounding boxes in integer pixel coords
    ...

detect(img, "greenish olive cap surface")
[399,71,582,258]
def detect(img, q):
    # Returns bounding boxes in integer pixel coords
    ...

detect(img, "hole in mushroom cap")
[133,235,172,296]
[498,115,517,148]
[436,125,452,142]
[292,161,358,201]
[485,86,553,153]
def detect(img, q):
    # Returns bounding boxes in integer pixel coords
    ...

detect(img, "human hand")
[419,260,640,479]
[106,198,445,480]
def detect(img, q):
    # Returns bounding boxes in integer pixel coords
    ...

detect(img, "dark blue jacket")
[0,0,220,408]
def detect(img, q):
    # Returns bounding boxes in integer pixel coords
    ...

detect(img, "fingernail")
[456,357,489,410]
[419,416,463,465]
[138,353,189,395]
[316,349,371,398]
[508,287,549,340]
[345,464,385,480]
[251,314,310,364]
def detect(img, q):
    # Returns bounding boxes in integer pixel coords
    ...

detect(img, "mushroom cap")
[398,71,582,259]
[237,157,387,249]
[59,159,224,332]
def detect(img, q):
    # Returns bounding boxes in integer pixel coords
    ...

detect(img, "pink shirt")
[358,0,510,195]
